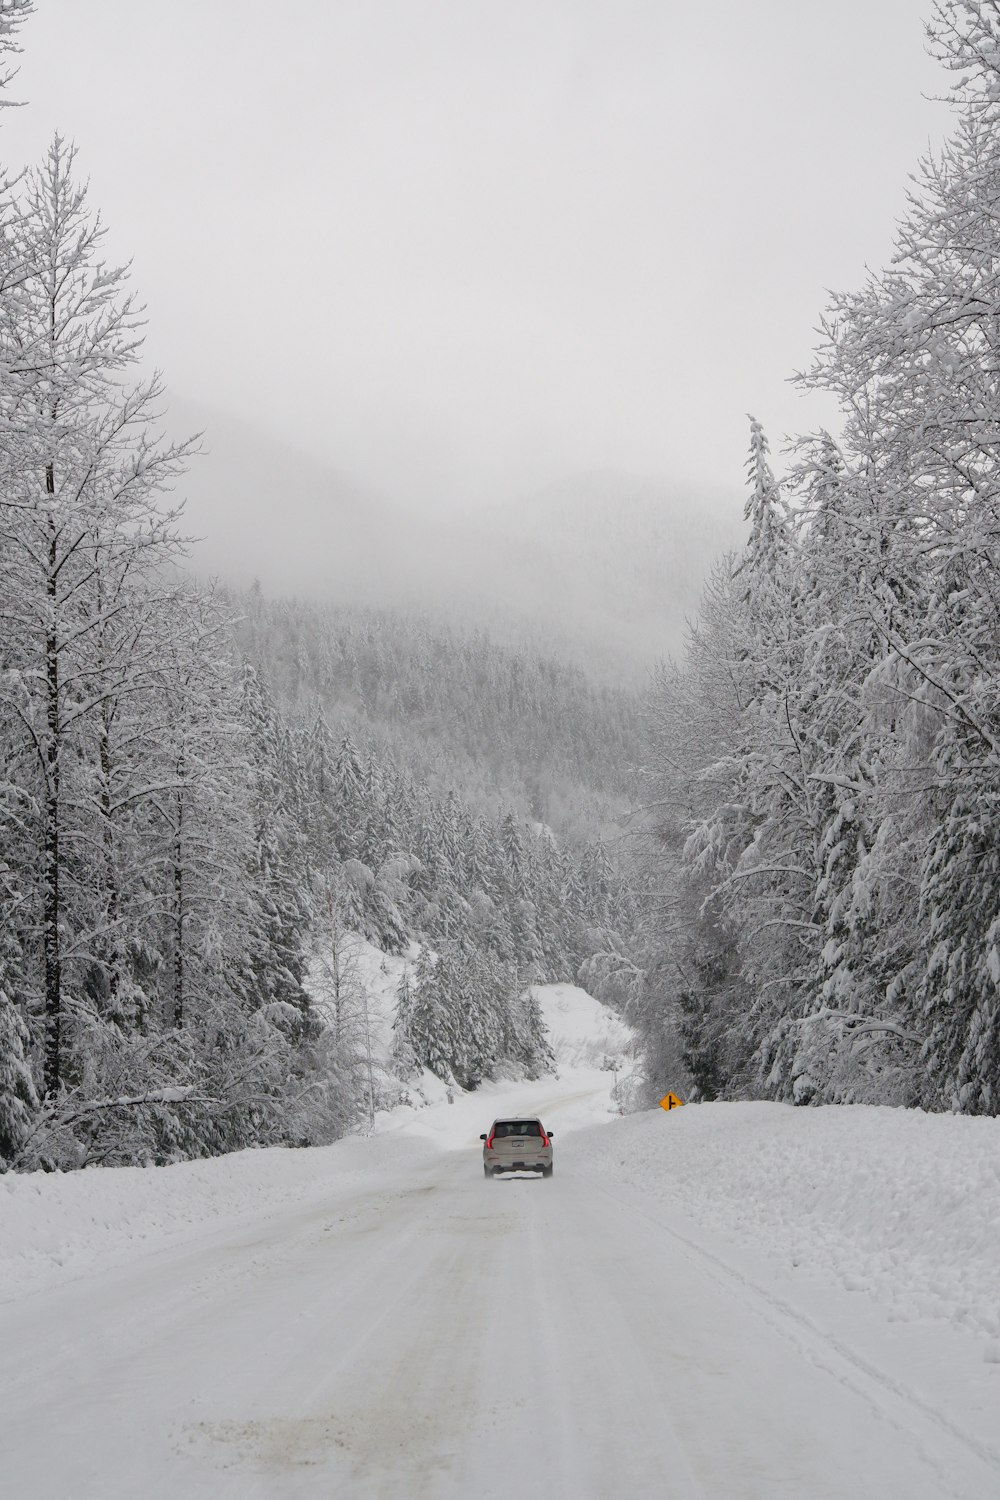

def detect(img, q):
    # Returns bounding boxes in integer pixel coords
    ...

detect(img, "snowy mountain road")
[1,1098,996,1500]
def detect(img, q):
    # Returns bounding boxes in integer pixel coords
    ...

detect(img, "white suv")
[480,1117,554,1178]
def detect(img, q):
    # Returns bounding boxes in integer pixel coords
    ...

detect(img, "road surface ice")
[1,987,998,1499]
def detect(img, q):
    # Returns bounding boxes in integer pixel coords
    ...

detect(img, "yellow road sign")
[658,1092,684,1111]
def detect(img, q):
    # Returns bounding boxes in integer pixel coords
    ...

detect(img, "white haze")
[0,0,946,660]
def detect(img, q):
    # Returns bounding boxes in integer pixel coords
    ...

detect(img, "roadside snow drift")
[578,1100,1000,1351]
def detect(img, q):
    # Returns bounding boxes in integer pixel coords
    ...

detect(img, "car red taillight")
[486,1131,495,1149]
[539,1129,549,1147]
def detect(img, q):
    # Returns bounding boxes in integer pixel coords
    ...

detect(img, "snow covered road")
[2,1073,998,1499]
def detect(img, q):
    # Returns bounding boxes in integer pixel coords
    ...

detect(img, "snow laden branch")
[0,0,32,104]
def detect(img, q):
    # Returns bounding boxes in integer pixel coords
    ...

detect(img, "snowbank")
[0,1131,430,1302]
[578,1100,1000,1350]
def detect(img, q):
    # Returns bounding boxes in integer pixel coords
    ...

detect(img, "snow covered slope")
[533,980,633,1070]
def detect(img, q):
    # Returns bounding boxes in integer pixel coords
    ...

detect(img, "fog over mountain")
[174,398,742,677]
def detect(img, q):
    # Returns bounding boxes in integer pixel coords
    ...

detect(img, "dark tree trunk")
[172,771,184,1029]
[99,709,124,1024]
[43,479,62,1097]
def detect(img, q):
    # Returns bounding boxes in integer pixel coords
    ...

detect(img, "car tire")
[484,1165,493,1179]
[542,1165,553,1178]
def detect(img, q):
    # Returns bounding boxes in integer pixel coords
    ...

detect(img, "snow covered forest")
[628,3,1000,1117]
[5,0,1000,1176]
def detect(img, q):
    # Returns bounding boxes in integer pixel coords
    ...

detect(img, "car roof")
[491,1115,543,1123]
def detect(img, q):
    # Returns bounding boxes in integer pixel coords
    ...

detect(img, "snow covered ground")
[1,984,999,1498]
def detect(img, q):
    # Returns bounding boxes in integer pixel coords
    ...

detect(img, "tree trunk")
[42,487,62,1097]
[99,704,124,1024]
[172,771,184,1028]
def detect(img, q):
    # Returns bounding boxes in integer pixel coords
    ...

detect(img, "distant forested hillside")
[235,592,642,843]
[231,591,644,1102]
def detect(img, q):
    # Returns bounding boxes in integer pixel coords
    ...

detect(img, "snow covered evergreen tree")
[0,971,38,1167]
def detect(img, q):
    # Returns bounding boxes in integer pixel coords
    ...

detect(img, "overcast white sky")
[2,1,946,514]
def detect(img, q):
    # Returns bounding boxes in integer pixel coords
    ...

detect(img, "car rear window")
[492,1120,542,1138]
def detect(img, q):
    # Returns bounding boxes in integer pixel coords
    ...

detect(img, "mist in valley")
[0,0,943,682]
[171,397,742,678]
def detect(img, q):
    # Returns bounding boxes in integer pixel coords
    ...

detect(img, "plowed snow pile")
[578,1100,1000,1353]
